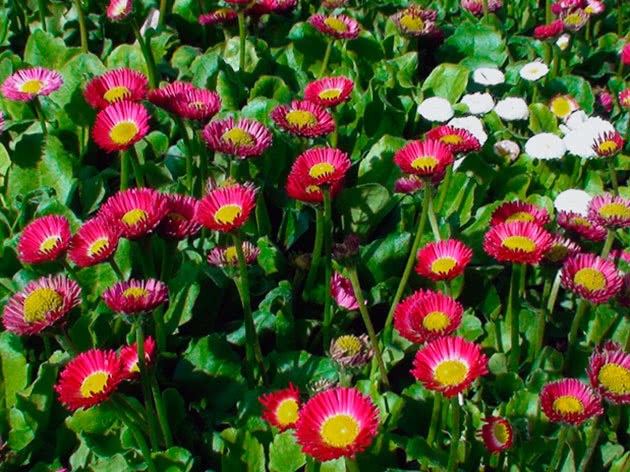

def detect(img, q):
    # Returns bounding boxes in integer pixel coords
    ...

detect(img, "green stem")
[129,145,145,188]
[347,266,391,389]
[304,207,325,299]
[120,149,130,191]
[175,117,194,195]
[546,427,569,472]
[132,19,158,89]
[447,396,461,472]
[568,300,589,354]
[345,458,360,472]
[198,132,209,197]
[585,17,592,44]
[601,230,615,259]
[114,394,149,432]
[158,0,167,26]
[551,45,560,81]
[37,0,46,31]
[57,326,77,355]
[73,0,88,53]
[135,322,160,451]
[232,231,267,386]
[618,0,624,36]
[608,159,620,195]
[150,373,173,448]
[533,275,552,359]
[329,109,338,149]
[436,164,452,213]
[618,59,625,80]
[427,393,442,446]
[319,39,333,79]
[383,179,431,342]
[482,0,489,23]
[31,99,48,135]
[110,259,125,280]
[427,188,441,242]
[237,9,247,71]
[546,0,552,24]
[577,416,602,472]
[508,263,521,371]
[322,188,333,349]
[43,336,51,359]
[547,269,562,315]
[114,402,158,472]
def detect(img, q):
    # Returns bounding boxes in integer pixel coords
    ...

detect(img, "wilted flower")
[494,140,520,161]
[329,334,373,369]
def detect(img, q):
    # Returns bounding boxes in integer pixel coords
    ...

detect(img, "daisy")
[103,279,169,315]
[107,0,132,20]
[331,271,360,310]
[1,67,63,102]
[554,189,592,216]
[415,239,472,281]
[271,100,335,137]
[557,211,607,241]
[394,289,463,345]
[461,0,503,15]
[490,201,550,227]
[259,384,301,432]
[394,139,453,176]
[563,116,616,159]
[411,336,488,397]
[478,417,513,454]
[17,215,71,264]
[156,193,201,240]
[460,92,494,115]
[285,171,344,203]
[494,97,529,121]
[199,8,238,24]
[390,6,437,36]
[525,133,566,160]
[534,20,564,39]
[556,34,571,50]
[472,67,505,86]
[620,89,630,109]
[147,81,196,113]
[2,275,81,335]
[202,117,272,158]
[195,182,258,232]
[207,241,260,267]
[545,234,581,264]
[84,68,149,110]
[540,379,603,425]
[98,188,169,240]
[295,387,379,461]
[588,342,630,404]
[394,176,423,194]
[290,147,351,186]
[519,61,550,81]
[119,337,157,380]
[448,116,488,146]
[91,101,150,152]
[67,218,121,267]
[592,130,625,157]
[417,97,454,123]
[171,88,221,122]
[588,193,630,228]
[549,94,578,120]
[425,125,481,153]
[561,253,622,304]
[55,349,124,411]
[561,8,589,31]
[483,221,553,264]
[304,77,354,108]
[309,14,360,40]
[329,335,373,369]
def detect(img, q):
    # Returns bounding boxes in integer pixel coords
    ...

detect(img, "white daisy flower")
[525,133,566,160]
[563,116,616,158]
[472,67,505,86]
[448,116,488,146]
[494,97,529,121]
[556,34,570,50]
[559,110,589,134]
[417,96,454,122]
[519,61,550,81]
[554,189,592,216]
[460,92,494,115]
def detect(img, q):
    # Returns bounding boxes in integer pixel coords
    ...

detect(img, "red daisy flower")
[295,387,379,461]
[285,173,344,203]
[147,81,196,113]
[17,215,71,265]
[411,336,488,397]
[588,342,630,404]
[304,77,354,108]
[103,279,169,315]
[98,188,169,240]
[394,289,463,345]
[259,383,301,432]
[309,14,360,40]
[592,130,625,157]
[195,182,258,232]
[390,6,437,36]
[156,194,201,240]
[202,116,272,158]
[483,221,553,264]
[207,241,260,267]
[425,125,481,153]
[557,210,607,242]
[171,88,221,122]
[1,67,63,102]
[107,0,132,20]
[619,89,630,109]
[84,68,149,110]
[540,378,603,425]
[561,253,622,304]
[55,349,124,411]
[490,201,550,227]
[478,416,513,454]
[2,275,81,335]
[588,193,630,228]
[119,336,157,380]
[545,234,581,264]
[415,239,472,281]
[199,8,238,24]
[617,273,630,308]
[92,101,150,152]
[534,20,564,39]
[394,176,424,194]
[290,147,351,186]
[67,218,121,267]
[394,139,454,176]
[623,43,630,65]
[331,271,359,310]
[271,100,335,137]
[247,0,297,15]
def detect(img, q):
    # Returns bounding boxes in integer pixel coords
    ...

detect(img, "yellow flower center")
[598,140,619,154]
[129,361,140,373]
[21,79,43,94]
[411,156,438,171]
[88,237,110,256]
[551,98,572,117]
[572,217,592,227]
[548,244,568,262]
[573,267,606,291]
[80,371,110,398]
[552,395,584,414]
[306,185,321,194]
[123,287,149,298]
[324,17,349,32]
[224,246,238,263]
[400,14,425,31]
[505,212,535,223]
[223,127,255,147]
[422,311,450,331]
[275,398,299,426]
[501,235,536,253]
[285,110,318,127]
[103,86,131,103]
[121,208,148,226]
[430,257,457,275]
[39,235,61,253]
[309,162,335,179]
[598,363,630,394]
[564,13,583,26]
[23,288,64,323]
[216,7,231,16]
[214,204,242,225]
[492,421,510,445]
[319,89,342,100]
[440,134,464,145]
[434,359,468,386]
[320,414,359,448]
[335,335,363,355]
[110,121,138,145]
[598,202,630,219]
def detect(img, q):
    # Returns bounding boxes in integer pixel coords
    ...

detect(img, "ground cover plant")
[1,0,630,470]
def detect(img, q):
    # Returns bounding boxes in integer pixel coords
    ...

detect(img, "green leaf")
[421,63,470,102]
[442,22,507,66]
[528,103,559,133]
[337,183,397,237]
[549,75,595,114]
[361,232,412,284]
[456,313,483,341]
[357,135,406,191]
[269,431,306,472]
[106,44,147,77]
[152,447,195,472]
[0,331,30,410]
[24,30,80,69]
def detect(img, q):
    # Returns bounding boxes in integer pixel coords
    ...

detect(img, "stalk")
[347,266,390,389]
[427,188,441,242]
[110,259,126,280]
[625,317,630,351]
[345,458,360,472]
[135,322,160,450]
[237,9,247,71]
[120,149,130,191]
[546,0,552,24]
[150,373,173,448]
[546,427,569,472]
[73,0,88,53]
[56,326,77,355]
[601,230,615,260]
[608,159,620,195]
[175,117,194,195]
[304,207,324,299]
[37,0,47,31]
[114,402,158,472]
[198,131,209,197]
[319,39,333,78]
[533,275,552,359]
[131,19,158,89]
[435,164,452,213]
[567,300,589,357]
[482,0,489,23]
[43,336,51,359]
[427,393,442,446]
[31,99,48,135]
[508,263,521,371]
[159,0,167,27]
[618,0,624,36]
[446,396,461,472]
[129,145,145,188]
[322,188,334,348]
[547,269,562,315]
[577,416,602,472]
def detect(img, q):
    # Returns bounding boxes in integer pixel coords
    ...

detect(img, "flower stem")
[129,145,145,188]
[577,415,602,472]
[482,0,489,23]
[158,0,167,27]
[601,230,615,259]
[150,372,173,448]
[546,427,568,472]
[232,230,267,386]
[427,393,442,446]
[114,401,158,472]
[435,164,452,213]
[176,117,194,195]
[322,188,334,349]
[427,188,441,242]
[110,259,125,280]
[345,458,360,472]
[319,39,333,79]
[383,179,431,342]
[567,299,589,359]
[120,149,130,191]
[135,322,160,451]
[347,266,391,389]
[56,326,77,355]
[304,207,324,300]
[608,158,620,195]
[37,0,47,31]
[446,396,461,472]
[508,263,521,371]
[546,0,552,24]
[533,274,552,359]
[237,9,247,71]
[73,0,88,53]
[618,0,624,36]
[31,99,48,135]
[42,335,51,359]
[547,269,562,315]
[198,131,209,197]
[132,19,158,89]
[624,317,630,351]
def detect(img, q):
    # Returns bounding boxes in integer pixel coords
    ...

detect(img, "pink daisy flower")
[103,279,169,315]
[331,271,359,310]
[415,239,472,281]
[483,221,553,265]
[259,383,301,432]
[290,147,351,187]
[561,253,622,304]
[207,241,260,267]
[2,275,81,335]
[91,101,150,152]
[411,336,488,397]
[557,211,607,242]
[107,0,132,20]
[534,20,564,39]
[599,92,613,113]
[171,88,221,122]
[67,218,121,267]
[461,0,503,15]
[545,234,581,264]
[147,81,196,113]
[588,193,630,228]
[425,125,481,153]
[119,336,157,380]
[394,176,424,194]
[592,130,625,157]
[394,139,454,176]
[271,100,335,137]
[18,215,71,265]
[390,6,437,36]
[195,182,258,232]
[477,417,513,454]
[540,378,603,425]
[490,201,550,227]
[285,172,344,204]
[199,8,238,25]
[619,89,630,109]
[84,68,149,110]
[304,77,354,108]
[1,67,63,102]
[588,341,630,404]
[622,43,630,65]
[309,14,360,40]
[202,117,272,158]
[156,193,201,240]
